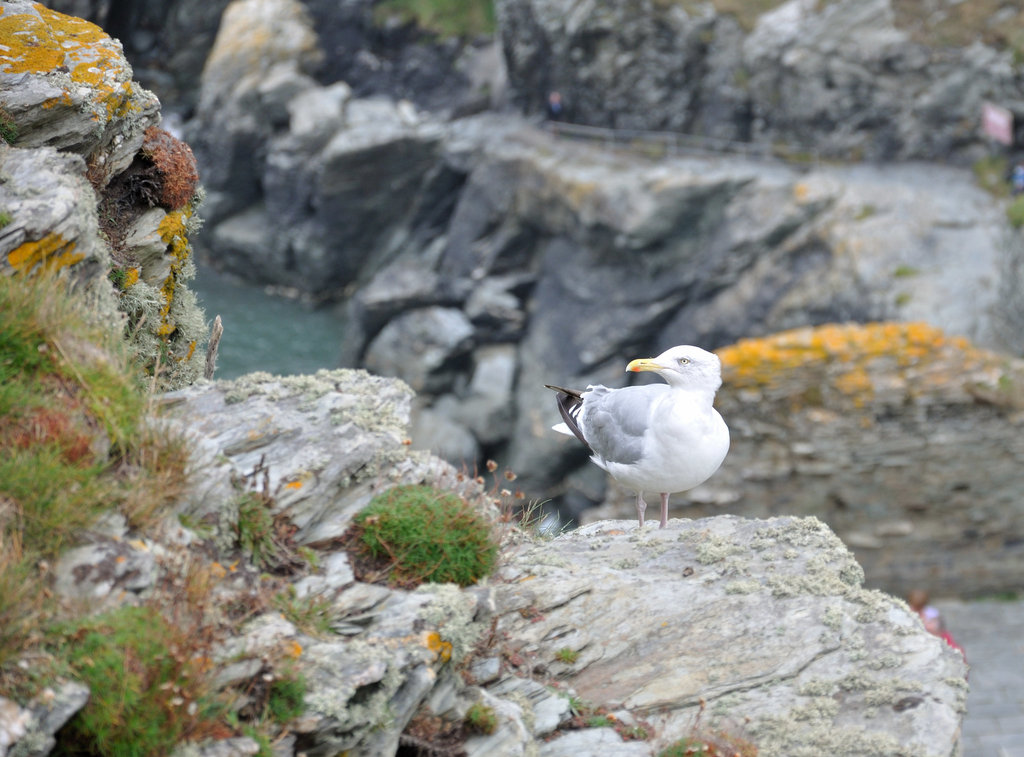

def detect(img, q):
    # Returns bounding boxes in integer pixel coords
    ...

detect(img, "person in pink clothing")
[908,590,966,660]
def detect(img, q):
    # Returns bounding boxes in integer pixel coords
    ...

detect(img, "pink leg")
[636,492,647,527]
[659,492,670,529]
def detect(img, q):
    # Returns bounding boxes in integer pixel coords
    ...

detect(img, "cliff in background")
[0,4,971,756]
[497,0,1024,162]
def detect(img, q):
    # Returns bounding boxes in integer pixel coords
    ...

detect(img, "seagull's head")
[626,345,723,392]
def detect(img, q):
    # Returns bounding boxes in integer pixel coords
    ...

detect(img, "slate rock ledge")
[1,370,965,757]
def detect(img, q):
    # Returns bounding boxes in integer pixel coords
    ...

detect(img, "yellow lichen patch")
[717,322,991,411]
[6,232,84,274]
[155,207,193,337]
[0,4,131,123]
[423,631,452,663]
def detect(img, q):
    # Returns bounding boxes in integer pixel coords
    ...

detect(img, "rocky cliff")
[498,0,1024,161]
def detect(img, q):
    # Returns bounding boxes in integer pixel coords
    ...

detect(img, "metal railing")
[546,120,821,166]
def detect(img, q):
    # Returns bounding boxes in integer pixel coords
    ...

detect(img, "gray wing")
[581,385,667,466]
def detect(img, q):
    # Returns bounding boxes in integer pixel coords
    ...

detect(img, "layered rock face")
[497,0,1024,161]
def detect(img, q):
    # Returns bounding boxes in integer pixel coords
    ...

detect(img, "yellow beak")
[626,358,659,373]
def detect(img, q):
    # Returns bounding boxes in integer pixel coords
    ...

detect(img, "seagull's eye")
[678,357,690,365]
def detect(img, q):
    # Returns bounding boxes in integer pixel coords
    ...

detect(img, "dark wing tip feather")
[544,384,592,453]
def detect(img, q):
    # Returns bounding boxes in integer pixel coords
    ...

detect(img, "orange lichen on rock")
[423,631,453,663]
[6,232,84,274]
[0,3,135,121]
[716,321,996,411]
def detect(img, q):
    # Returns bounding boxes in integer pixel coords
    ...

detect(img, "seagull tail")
[543,384,592,453]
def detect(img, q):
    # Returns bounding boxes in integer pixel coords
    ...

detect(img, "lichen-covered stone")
[0,1,159,181]
[0,145,108,281]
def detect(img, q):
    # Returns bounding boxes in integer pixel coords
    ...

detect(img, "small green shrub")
[892,265,920,278]
[974,154,1010,198]
[351,484,498,587]
[273,586,338,636]
[235,491,279,569]
[0,108,17,144]
[659,734,758,756]
[373,0,494,37]
[555,647,579,664]
[464,701,498,735]
[853,204,876,221]
[267,673,306,723]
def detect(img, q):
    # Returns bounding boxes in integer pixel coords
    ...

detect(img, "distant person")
[547,91,564,121]
[908,589,966,660]
[1012,162,1024,195]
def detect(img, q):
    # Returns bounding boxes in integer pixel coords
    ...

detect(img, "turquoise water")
[190,263,350,380]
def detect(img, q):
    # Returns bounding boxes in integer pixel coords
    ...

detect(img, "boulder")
[0,146,110,283]
[495,516,967,757]
[189,0,323,225]
[364,307,475,394]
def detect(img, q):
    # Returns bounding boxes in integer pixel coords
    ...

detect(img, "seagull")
[546,345,730,529]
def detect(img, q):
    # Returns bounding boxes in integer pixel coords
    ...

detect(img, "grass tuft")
[0,270,191,666]
[51,604,227,757]
[347,484,498,587]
